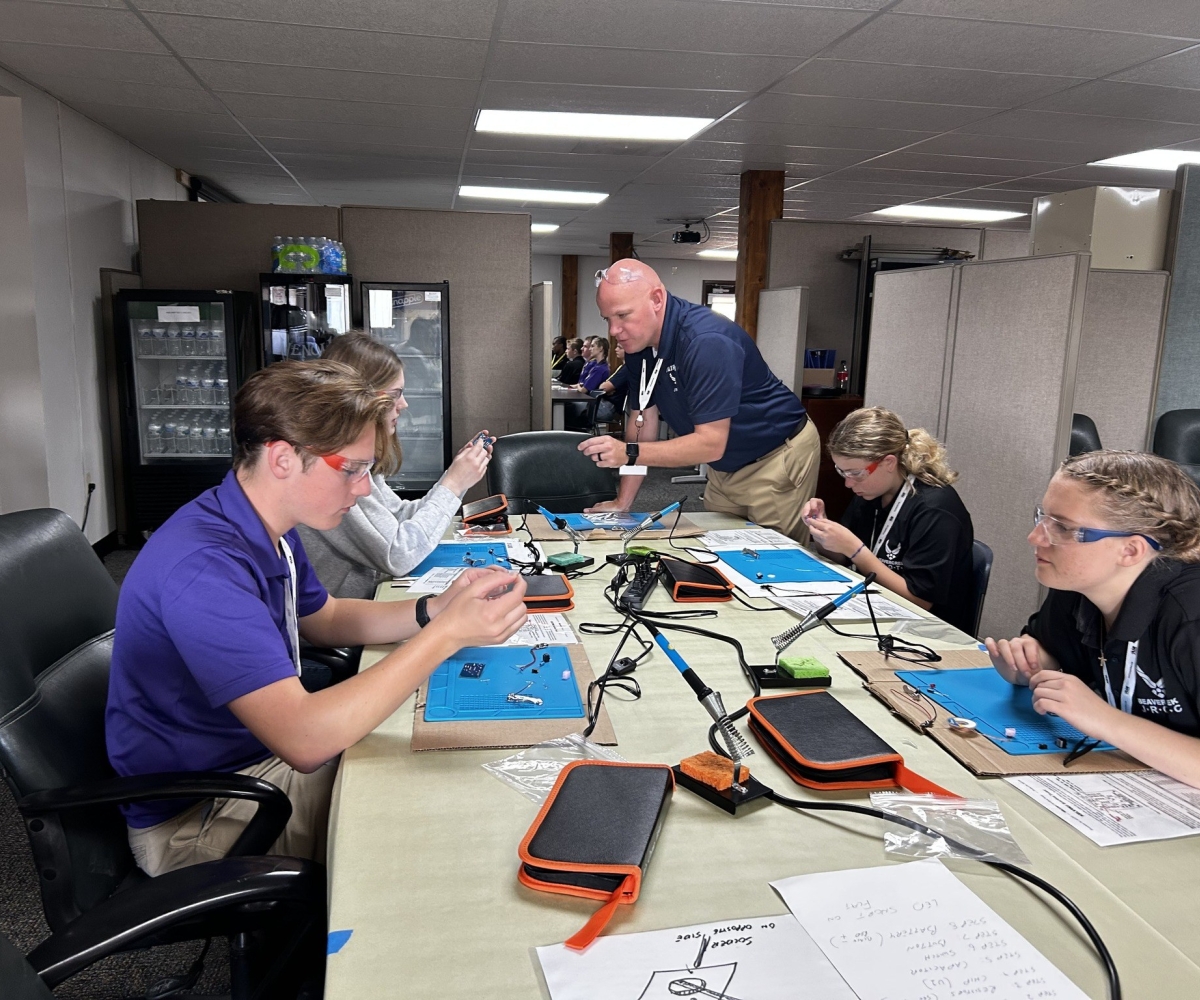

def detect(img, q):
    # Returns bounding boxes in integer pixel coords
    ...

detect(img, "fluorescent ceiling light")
[458,185,608,206]
[873,204,1026,223]
[698,248,738,260]
[476,109,712,142]
[531,223,559,234]
[1090,148,1200,171]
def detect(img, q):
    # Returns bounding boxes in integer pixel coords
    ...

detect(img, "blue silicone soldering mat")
[714,547,850,585]
[895,668,1116,756]
[541,511,653,531]
[423,646,584,722]
[409,543,512,577]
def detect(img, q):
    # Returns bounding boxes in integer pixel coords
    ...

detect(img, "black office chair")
[0,509,325,996]
[971,540,994,638]
[487,431,618,513]
[563,391,605,434]
[1153,408,1200,487]
[1069,413,1102,456]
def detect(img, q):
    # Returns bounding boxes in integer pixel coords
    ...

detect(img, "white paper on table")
[505,539,544,561]
[700,528,800,550]
[536,913,856,1000]
[771,591,923,621]
[772,858,1088,1000]
[1006,771,1200,847]
[367,288,394,328]
[713,555,854,598]
[407,566,465,593]
[495,613,578,647]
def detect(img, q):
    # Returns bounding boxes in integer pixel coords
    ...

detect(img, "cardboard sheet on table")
[411,642,616,751]
[840,649,1148,777]
[526,511,703,541]
[895,667,1117,756]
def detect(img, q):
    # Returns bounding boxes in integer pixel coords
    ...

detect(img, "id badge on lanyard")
[622,357,663,477]
[1101,640,1139,715]
[870,475,916,555]
[279,537,302,676]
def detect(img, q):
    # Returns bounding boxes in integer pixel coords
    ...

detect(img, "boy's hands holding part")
[428,567,527,647]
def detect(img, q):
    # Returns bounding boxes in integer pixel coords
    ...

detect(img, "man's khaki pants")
[128,755,338,877]
[703,417,821,544]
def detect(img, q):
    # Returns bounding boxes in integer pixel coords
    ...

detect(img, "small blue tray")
[715,547,850,585]
[423,646,584,722]
[410,543,511,577]
[896,667,1116,756]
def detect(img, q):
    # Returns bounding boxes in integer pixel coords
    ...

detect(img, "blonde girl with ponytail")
[987,450,1200,788]
[800,407,978,634]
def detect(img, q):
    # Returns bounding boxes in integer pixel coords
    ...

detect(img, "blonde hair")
[827,407,958,487]
[1058,450,1200,562]
[321,332,405,476]
[232,360,393,472]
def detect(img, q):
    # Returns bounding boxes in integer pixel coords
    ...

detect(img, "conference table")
[324,513,1200,999]
[550,384,592,430]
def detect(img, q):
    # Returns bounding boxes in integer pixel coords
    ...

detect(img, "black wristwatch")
[415,593,432,628]
[625,442,640,463]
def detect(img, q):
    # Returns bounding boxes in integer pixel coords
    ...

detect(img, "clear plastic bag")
[889,616,980,646]
[482,734,626,804]
[869,792,1030,865]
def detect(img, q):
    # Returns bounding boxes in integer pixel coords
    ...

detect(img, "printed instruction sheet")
[536,913,855,1000]
[497,613,578,647]
[1007,771,1200,847]
[771,591,922,621]
[772,858,1088,1000]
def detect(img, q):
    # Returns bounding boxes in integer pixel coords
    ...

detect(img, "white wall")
[0,67,185,543]
[531,253,561,343]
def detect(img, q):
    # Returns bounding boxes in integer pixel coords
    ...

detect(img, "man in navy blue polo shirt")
[578,259,820,541]
[107,360,527,876]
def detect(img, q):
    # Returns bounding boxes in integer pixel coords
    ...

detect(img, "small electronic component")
[459,662,486,678]
[1004,727,1017,739]
[741,547,759,559]
[947,716,977,731]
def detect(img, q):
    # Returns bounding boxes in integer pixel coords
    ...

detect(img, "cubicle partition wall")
[1075,270,1170,451]
[945,254,1089,639]
[531,281,553,431]
[756,286,809,392]
[863,265,958,438]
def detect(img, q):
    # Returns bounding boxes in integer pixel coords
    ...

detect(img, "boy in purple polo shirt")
[107,360,527,876]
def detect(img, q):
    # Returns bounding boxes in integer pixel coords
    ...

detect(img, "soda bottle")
[835,361,849,392]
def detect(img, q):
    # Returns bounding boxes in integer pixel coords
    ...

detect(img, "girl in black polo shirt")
[987,450,1200,787]
[800,407,976,634]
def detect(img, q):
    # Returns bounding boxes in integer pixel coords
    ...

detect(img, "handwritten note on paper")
[536,914,856,1000]
[772,859,1089,1000]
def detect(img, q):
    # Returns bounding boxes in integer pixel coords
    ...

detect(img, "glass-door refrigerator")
[112,289,257,538]
[361,281,451,495]
[260,273,352,365]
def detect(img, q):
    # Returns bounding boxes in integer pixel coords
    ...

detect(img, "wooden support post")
[735,170,784,340]
[609,232,634,264]
[561,254,578,342]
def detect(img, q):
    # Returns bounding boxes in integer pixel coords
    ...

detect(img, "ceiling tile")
[284,156,462,182]
[677,141,869,169]
[138,0,498,39]
[832,165,1010,188]
[0,41,192,86]
[773,58,1081,106]
[143,13,489,76]
[1026,80,1200,125]
[893,0,1200,38]
[907,132,1104,162]
[824,13,1191,77]
[743,92,999,131]
[865,150,1075,176]
[488,42,795,93]
[1114,47,1200,90]
[479,80,744,118]
[220,93,476,130]
[706,118,932,150]
[1,1,163,51]
[193,60,479,107]
[953,109,1200,149]
[466,148,663,172]
[26,76,222,114]
[263,137,464,162]
[309,176,458,206]
[244,118,467,148]
[497,0,873,56]
[68,104,241,136]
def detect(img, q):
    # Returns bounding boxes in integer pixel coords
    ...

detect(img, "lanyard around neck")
[1100,636,1139,715]
[279,537,301,676]
[638,357,665,414]
[871,475,916,555]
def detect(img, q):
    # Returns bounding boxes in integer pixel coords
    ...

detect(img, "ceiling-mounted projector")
[672,228,702,244]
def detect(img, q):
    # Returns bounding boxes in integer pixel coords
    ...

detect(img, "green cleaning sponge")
[777,655,830,680]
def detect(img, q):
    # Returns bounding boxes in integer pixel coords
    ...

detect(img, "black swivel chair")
[0,509,325,995]
[1153,408,1200,487]
[970,540,995,638]
[1069,413,1103,456]
[487,431,618,513]
[563,391,605,434]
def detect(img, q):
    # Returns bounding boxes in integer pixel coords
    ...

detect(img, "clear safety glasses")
[1032,506,1162,550]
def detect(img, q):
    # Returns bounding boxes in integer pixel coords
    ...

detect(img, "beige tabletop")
[324,513,1200,998]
